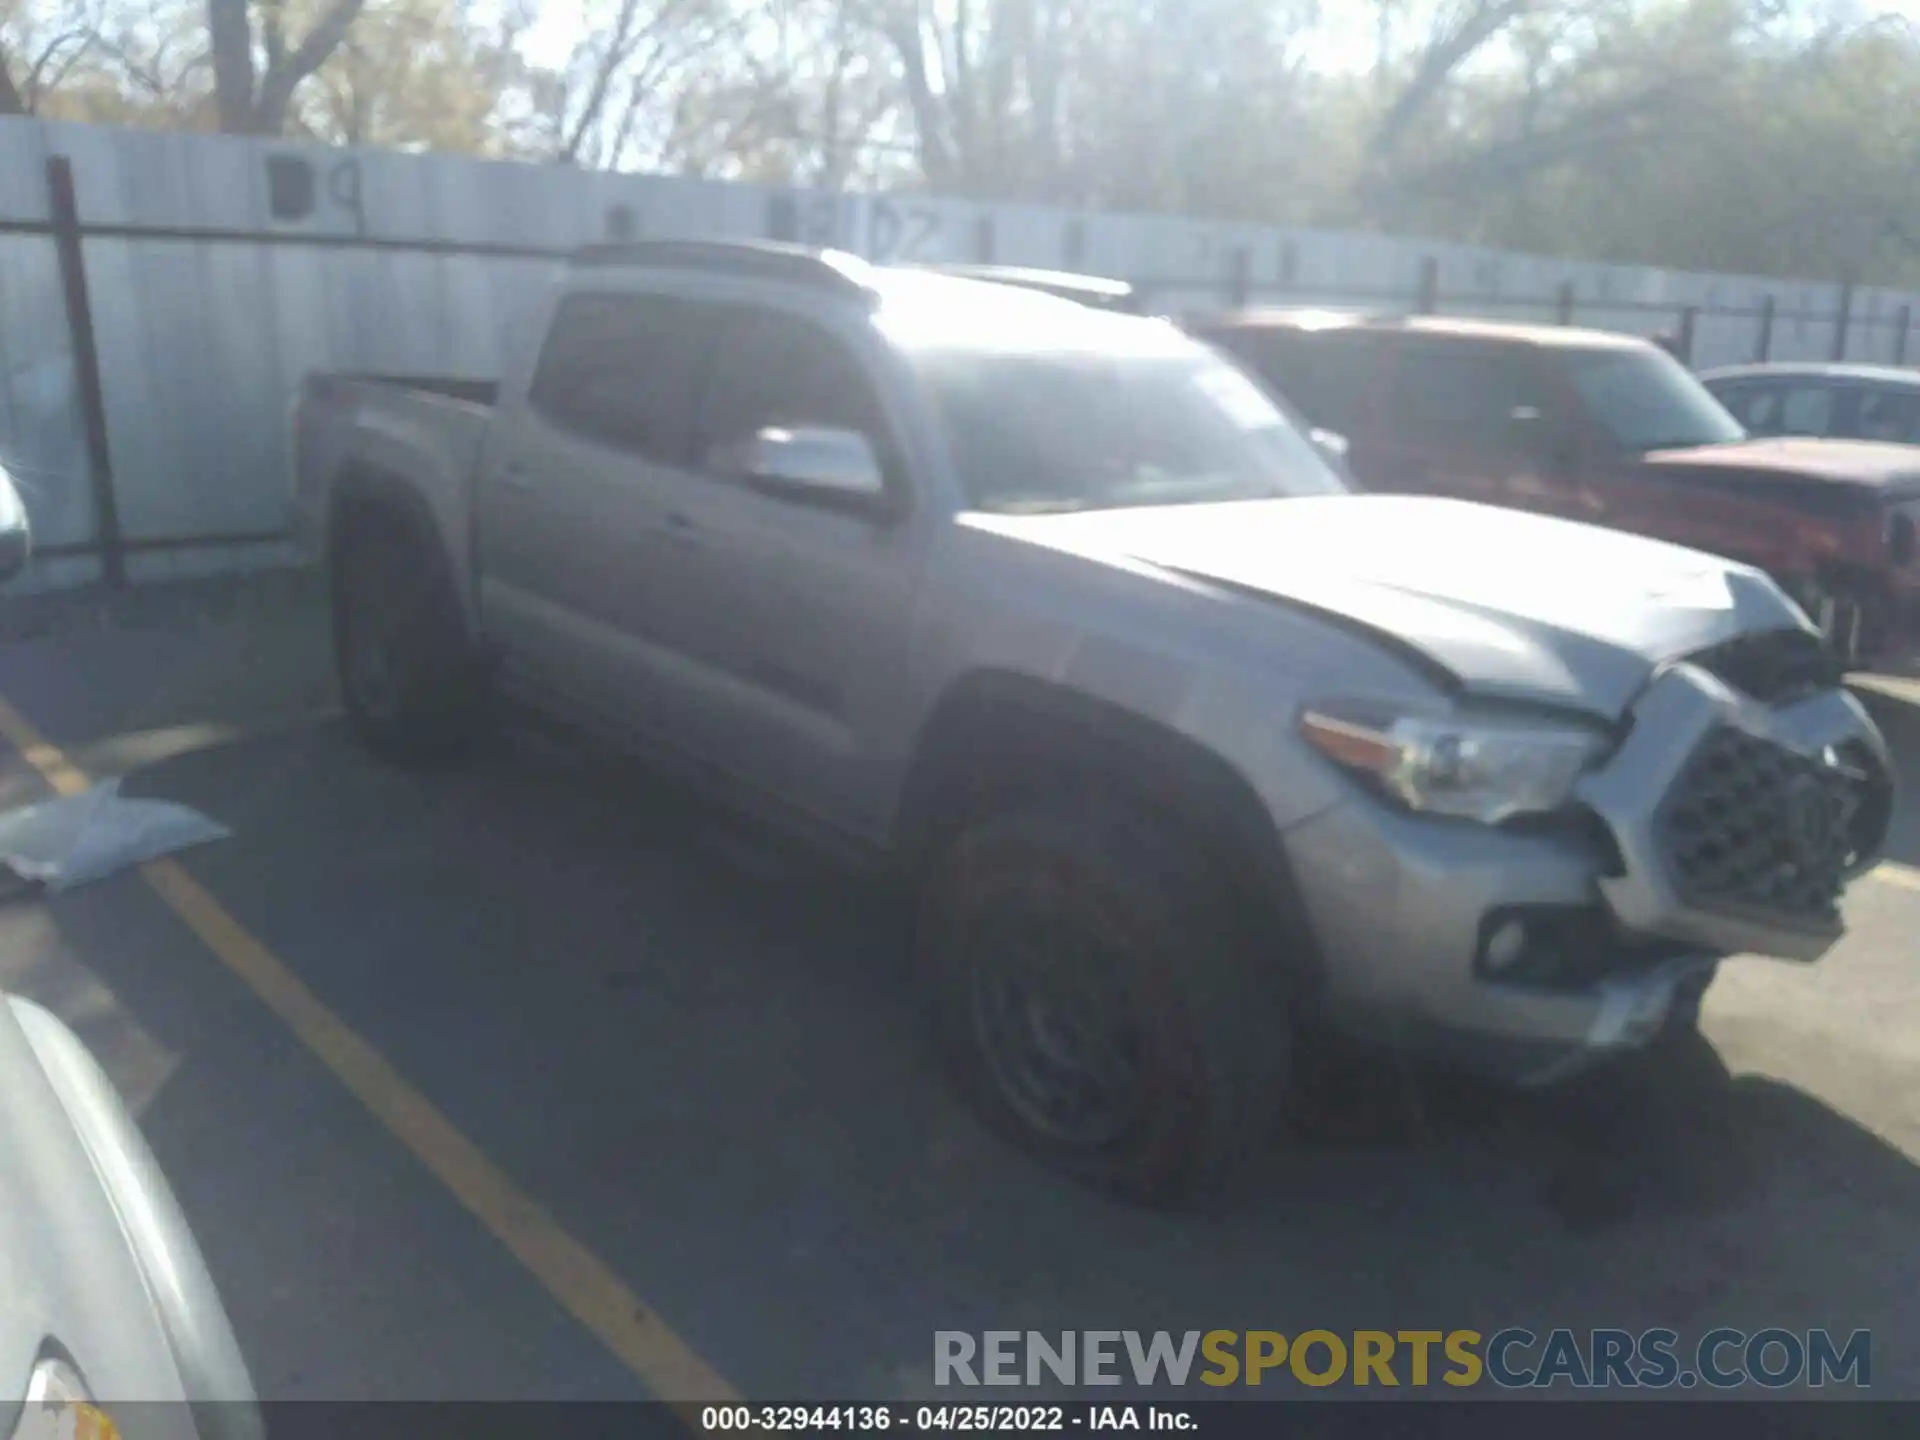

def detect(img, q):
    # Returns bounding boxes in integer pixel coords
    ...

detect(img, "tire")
[916,801,1295,1207]
[1658,961,1718,1042]
[332,510,483,765]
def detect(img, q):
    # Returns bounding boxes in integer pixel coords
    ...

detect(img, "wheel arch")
[328,464,477,645]
[891,668,1324,998]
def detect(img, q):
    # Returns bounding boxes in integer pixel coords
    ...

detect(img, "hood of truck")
[984,494,1811,720]
[1641,437,1920,501]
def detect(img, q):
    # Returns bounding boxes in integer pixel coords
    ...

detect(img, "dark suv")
[1188,310,1920,671]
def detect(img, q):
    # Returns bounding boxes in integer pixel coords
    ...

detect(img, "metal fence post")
[973,212,996,264]
[1832,276,1855,361]
[1228,246,1251,308]
[46,155,125,591]
[1676,306,1698,365]
[1755,295,1775,362]
[1555,280,1575,325]
[1063,216,1086,269]
[1416,256,1439,315]
[1896,305,1913,366]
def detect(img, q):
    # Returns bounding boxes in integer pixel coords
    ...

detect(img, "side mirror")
[0,467,30,584]
[727,426,887,509]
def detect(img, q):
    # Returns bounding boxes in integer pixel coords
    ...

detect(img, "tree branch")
[1371,0,1533,160]
[207,0,256,131]
[0,49,25,116]
[560,0,646,163]
[25,29,97,108]
[261,0,288,74]
[252,0,369,134]
[1387,75,1693,196]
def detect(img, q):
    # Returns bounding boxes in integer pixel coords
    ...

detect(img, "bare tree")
[302,0,534,151]
[1369,0,1536,162]
[498,0,735,168]
[206,0,368,133]
[0,0,102,115]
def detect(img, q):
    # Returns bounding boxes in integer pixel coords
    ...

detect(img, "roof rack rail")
[909,262,1140,311]
[569,239,877,300]
[1187,305,1405,330]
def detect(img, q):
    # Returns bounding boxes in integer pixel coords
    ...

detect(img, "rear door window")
[1732,381,1839,438]
[1848,386,1920,444]
[527,292,725,465]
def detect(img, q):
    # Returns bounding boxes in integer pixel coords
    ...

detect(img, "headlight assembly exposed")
[13,1356,119,1440]
[1299,702,1610,825]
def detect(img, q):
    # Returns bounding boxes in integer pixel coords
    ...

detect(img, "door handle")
[661,511,703,545]
[499,462,533,491]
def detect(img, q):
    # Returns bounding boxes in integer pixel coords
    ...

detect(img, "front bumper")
[1283,665,1891,1086]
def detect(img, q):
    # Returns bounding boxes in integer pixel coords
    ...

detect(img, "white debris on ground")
[0,778,229,893]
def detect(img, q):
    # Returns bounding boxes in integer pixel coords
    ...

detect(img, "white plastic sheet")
[0,778,229,892]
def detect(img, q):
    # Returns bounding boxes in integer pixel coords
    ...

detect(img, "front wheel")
[916,802,1295,1207]
[333,513,483,765]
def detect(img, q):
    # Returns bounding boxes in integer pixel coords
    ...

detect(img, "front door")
[597,301,929,841]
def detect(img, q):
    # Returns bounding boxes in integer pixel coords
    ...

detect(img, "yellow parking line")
[1876,862,1920,893]
[0,694,92,798]
[0,691,742,1412]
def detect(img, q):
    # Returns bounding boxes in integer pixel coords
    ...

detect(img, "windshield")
[911,348,1350,514]
[1560,348,1747,452]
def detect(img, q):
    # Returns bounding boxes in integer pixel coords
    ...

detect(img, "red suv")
[1187,310,1920,671]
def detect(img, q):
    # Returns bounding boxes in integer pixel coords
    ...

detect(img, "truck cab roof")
[560,239,1187,359]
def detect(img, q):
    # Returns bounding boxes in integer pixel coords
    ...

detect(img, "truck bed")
[319,373,501,408]
[290,371,498,575]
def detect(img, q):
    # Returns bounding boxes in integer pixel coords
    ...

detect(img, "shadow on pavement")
[1285,1028,1920,1236]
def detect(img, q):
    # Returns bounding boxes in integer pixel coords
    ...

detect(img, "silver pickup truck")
[292,241,1895,1205]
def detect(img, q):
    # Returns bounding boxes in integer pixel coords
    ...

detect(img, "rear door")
[474,289,726,716]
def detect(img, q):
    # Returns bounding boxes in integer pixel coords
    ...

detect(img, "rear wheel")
[916,801,1295,1207]
[333,512,483,765]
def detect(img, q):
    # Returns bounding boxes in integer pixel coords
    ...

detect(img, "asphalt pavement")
[1,577,1918,1403]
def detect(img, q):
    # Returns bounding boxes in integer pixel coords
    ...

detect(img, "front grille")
[1657,725,1882,926]
[1685,628,1842,705]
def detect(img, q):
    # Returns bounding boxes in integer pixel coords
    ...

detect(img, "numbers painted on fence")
[866,199,946,263]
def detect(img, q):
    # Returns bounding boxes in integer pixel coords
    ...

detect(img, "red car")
[1187,310,1920,672]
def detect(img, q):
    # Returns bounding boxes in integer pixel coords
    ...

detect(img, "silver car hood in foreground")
[992,495,1810,719]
